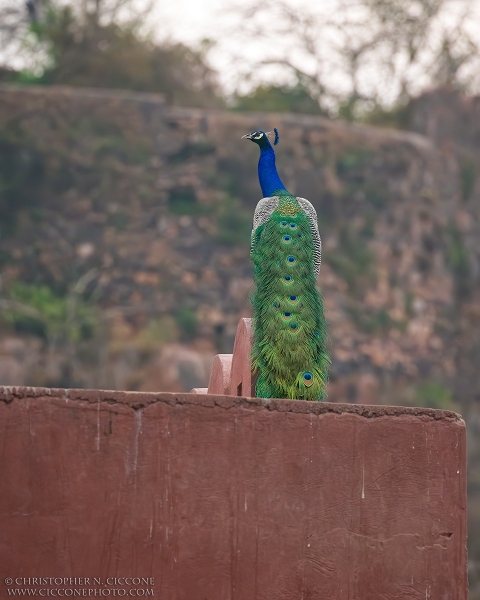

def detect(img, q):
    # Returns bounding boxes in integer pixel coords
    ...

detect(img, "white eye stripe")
[253,132,263,139]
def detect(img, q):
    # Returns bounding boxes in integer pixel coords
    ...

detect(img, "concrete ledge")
[207,354,233,395]
[194,318,253,397]
[0,386,467,599]
[229,318,255,397]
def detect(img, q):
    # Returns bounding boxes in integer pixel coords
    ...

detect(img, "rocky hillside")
[1,84,476,405]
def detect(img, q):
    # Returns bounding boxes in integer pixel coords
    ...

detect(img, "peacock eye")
[303,372,313,386]
[253,132,263,139]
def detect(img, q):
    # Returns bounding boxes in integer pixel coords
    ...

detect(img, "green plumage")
[250,192,330,400]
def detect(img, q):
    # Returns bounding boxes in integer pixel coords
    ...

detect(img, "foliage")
[404,291,415,317]
[108,212,127,231]
[4,281,99,343]
[0,125,45,235]
[168,139,216,165]
[336,148,373,177]
[136,317,179,348]
[2,0,222,108]
[361,210,377,238]
[233,84,324,115]
[175,307,198,340]
[360,102,412,129]
[415,381,456,410]
[326,227,376,293]
[213,196,252,246]
[0,113,158,235]
[446,222,470,280]
[334,148,390,212]
[346,304,405,334]
[460,160,477,201]
[168,186,208,216]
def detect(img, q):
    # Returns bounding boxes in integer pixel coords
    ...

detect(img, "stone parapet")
[0,386,467,599]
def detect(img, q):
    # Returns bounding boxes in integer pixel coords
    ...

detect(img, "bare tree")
[0,0,153,65]
[227,0,480,117]
[0,1,31,66]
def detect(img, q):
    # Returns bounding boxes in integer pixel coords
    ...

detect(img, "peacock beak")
[241,133,253,140]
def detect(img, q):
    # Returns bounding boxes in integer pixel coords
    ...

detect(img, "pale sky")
[154,0,225,41]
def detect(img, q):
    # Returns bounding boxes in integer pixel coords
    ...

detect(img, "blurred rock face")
[0,85,478,408]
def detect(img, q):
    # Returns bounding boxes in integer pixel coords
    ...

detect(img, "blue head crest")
[266,128,279,145]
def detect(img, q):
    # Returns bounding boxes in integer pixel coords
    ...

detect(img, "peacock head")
[242,128,279,148]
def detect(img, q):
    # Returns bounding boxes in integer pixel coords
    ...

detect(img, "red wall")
[0,387,467,599]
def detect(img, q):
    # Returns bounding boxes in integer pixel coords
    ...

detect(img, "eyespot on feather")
[303,372,314,387]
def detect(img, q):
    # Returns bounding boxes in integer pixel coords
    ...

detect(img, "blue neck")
[258,145,287,197]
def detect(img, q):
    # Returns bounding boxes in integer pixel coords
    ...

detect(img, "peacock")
[242,128,330,401]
